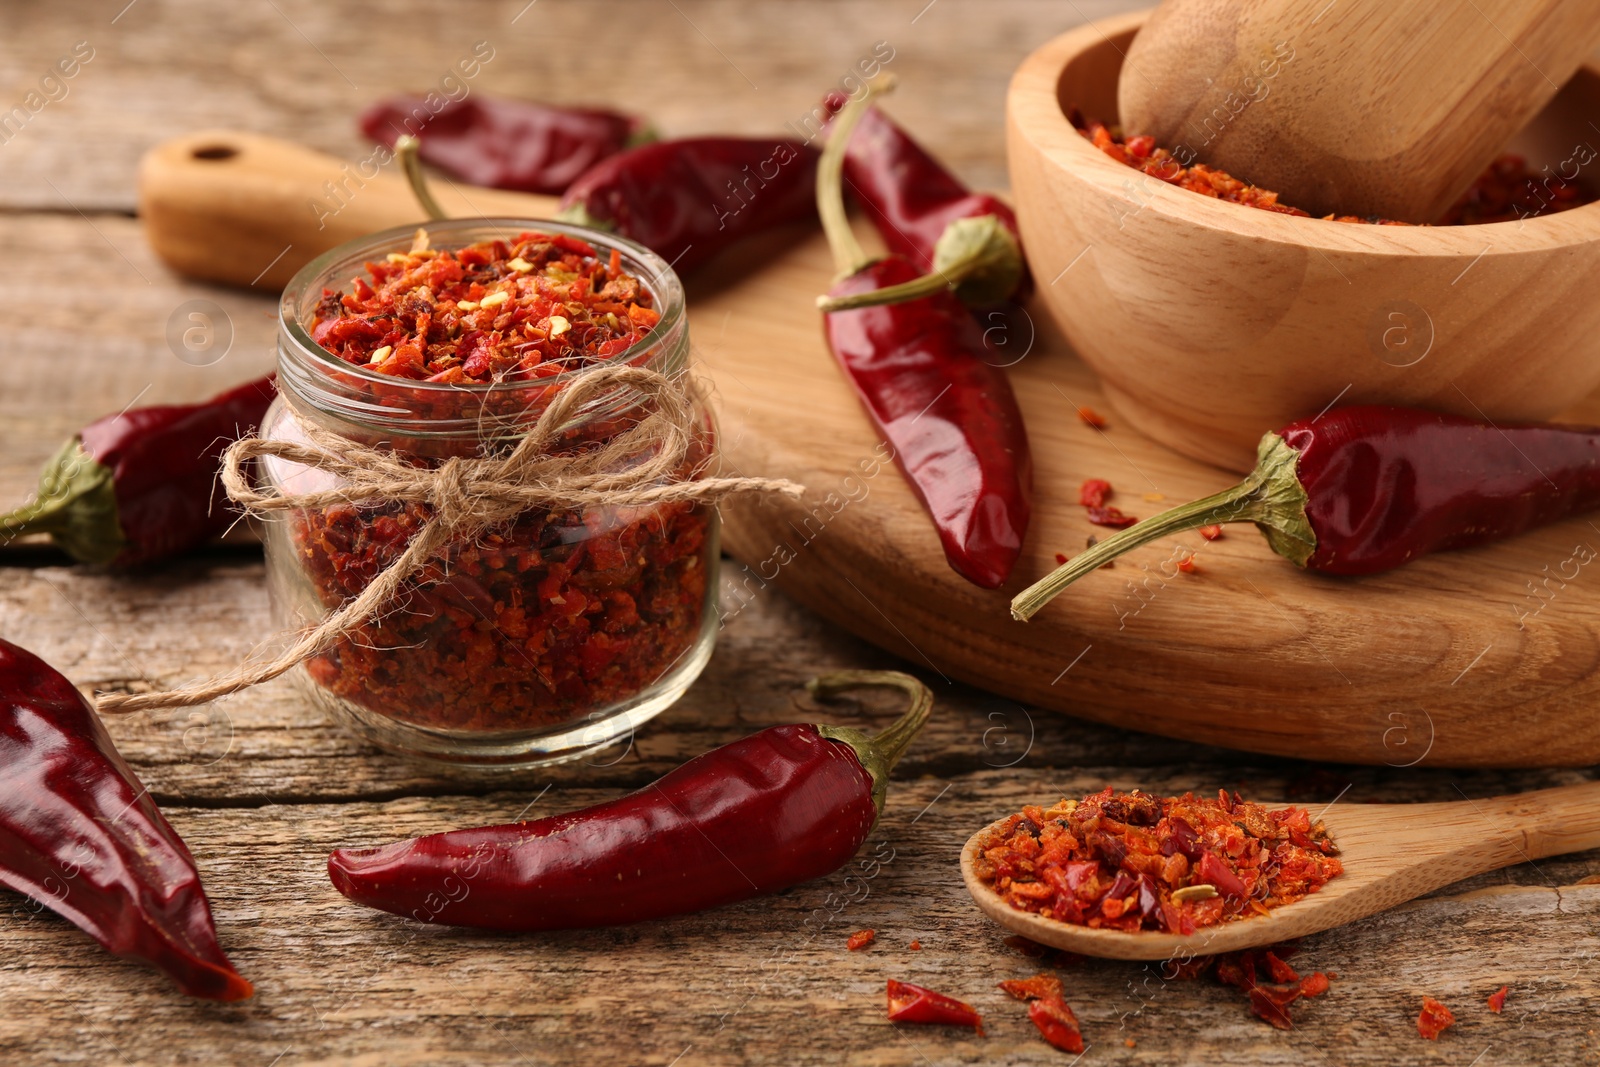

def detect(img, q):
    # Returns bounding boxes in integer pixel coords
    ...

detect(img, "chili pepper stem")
[816,215,1024,312]
[396,135,449,221]
[1010,434,1314,621]
[818,78,896,279]
[0,438,124,564]
[810,669,932,813]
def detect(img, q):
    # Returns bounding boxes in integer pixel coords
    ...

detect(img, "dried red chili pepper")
[327,671,929,928]
[886,979,984,1033]
[1487,985,1509,1013]
[558,137,818,276]
[815,91,1026,312]
[0,639,251,1000]
[973,788,1342,933]
[816,81,1032,588]
[0,377,275,566]
[1418,996,1456,1039]
[361,95,650,195]
[846,928,875,951]
[1028,995,1085,1053]
[1015,406,1600,618]
[1086,505,1136,529]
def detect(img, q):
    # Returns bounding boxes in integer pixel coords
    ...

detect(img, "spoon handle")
[1453,780,1600,868]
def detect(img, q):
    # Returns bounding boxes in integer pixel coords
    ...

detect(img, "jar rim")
[278,217,688,396]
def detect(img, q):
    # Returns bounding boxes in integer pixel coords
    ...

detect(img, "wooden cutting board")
[141,131,1600,767]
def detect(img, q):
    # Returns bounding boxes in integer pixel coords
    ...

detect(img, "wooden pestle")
[1116,0,1600,222]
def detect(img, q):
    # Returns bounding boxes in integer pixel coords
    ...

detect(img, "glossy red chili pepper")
[0,638,251,1000]
[1014,406,1600,618]
[0,377,275,566]
[557,137,818,276]
[327,671,929,929]
[817,84,1032,588]
[885,979,984,1032]
[360,95,650,195]
[816,90,1027,313]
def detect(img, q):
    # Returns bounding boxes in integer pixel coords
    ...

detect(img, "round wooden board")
[691,225,1600,768]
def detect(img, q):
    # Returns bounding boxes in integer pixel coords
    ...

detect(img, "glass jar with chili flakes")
[261,219,717,766]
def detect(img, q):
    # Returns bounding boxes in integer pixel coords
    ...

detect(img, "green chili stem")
[817,264,954,311]
[0,496,70,539]
[817,78,894,278]
[810,670,933,814]
[396,135,448,221]
[1009,433,1316,621]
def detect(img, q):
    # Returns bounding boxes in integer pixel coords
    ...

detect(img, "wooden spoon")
[961,782,1600,960]
[1117,0,1600,222]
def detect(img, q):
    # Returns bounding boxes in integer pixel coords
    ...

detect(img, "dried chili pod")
[0,377,275,566]
[1013,406,1600,619]
[816,90,1027,313]
[817,80,1032,588]
[360,94,651,195]
[886,979,984,1032]
[557,137,819,275]
[327,671,930,930]
[0,638,251,1000]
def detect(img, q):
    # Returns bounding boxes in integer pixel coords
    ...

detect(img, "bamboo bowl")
[1008,11,1600,471]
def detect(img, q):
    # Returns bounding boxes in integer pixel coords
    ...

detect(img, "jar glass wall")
[262,219,718,767]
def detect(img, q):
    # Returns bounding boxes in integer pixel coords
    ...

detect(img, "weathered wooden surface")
[1,1,1598,1064]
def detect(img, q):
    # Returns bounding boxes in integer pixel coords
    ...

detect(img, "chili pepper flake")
[1176,549,1198,574]
[1076,116,1596,225]
[908,939,922,951]
[1418,996,1456,1039]
[974,789,1342,934]
[1027,995,1085,1054]
[311,228,658,383]
[1087,506,1138,529]
[846,929,876,951]
[1199,524,1224,541]
[1079,478,1112,508]
[1487,985,1509,1013]
[885,979,984,1034]
[1077,406,1107,429]
[1054,552,1069,565]
[998,973,1065,1002]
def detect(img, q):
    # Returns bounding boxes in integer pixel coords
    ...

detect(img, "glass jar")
[261,219,718,767]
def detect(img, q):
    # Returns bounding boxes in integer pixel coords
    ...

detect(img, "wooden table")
[2,2,1597,1063]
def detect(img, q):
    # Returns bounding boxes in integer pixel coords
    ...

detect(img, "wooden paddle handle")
[136,130,559,291]
[1118,0,1600,222]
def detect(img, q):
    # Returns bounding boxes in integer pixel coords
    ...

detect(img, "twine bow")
[97,364,802,714]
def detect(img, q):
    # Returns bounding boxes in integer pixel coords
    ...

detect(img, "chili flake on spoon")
[311,228,658,383]
[973,788,1342,934]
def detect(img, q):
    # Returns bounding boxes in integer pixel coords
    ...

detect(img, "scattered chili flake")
[1079,478,1112,508]
[1075,116,1597,225]
[1027,996,1085,1054]
[1418,996,1456,1039]
[1199,525,1224,541]
[1087,506,1138,529]
[846,929,875,951]
[1125,1038,1137,1048]
[973,788,1343,934]
[908,939,922,951]
[1206,945,1332,1030]
[1077,406,1107,429]
[998,973,1065,1002]
[1176,549,1198,574]
[1054,552,1069,565]
[886,980,983,1034]
[1143,493,1166,503]
[1487,985,1509,1013]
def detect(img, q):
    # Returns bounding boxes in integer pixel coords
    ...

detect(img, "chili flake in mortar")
[289,229,712,734]
[1077,118,1596,225]
[973,788,1342,933]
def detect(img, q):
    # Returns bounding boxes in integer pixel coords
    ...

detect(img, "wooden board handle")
[136,130,559,291]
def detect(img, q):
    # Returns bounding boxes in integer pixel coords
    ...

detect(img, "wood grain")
[1,0,1597,1061]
